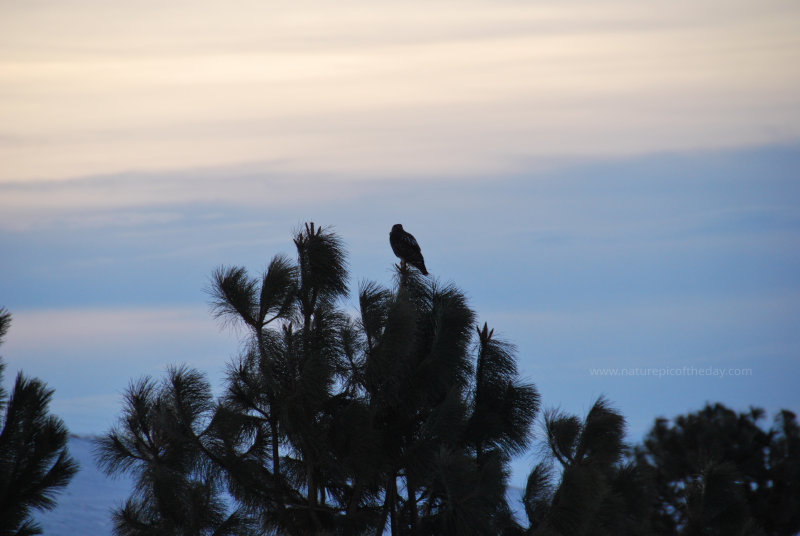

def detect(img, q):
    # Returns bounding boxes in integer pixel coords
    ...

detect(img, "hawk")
[390,224,428,275]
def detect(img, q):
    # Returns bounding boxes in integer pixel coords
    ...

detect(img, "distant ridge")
[34,436,133,536]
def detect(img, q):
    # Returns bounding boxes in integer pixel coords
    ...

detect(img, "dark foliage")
[95,367,256,536]
[0,308,78,536]
[635,403,800,536]
[513,402,800,536]
[97,224,540,535]
[95,225,800,536]
[514,397,647,536]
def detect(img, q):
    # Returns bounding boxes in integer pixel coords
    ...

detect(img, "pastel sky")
[1,0,799,487]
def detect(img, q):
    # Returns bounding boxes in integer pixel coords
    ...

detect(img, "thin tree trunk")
[375,486,390,536]
[389,475,398,535]
[270,416,281,476]
[256,327,282,479]
[305,453,324,534]
[408,475,418,534]
[475,335,486,468]
[376,473,398,536]
[347,478,365,519]
[308,464,319,509]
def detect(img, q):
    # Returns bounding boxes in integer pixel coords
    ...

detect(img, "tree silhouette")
[95,367,255,536]
[95,224,800,535]
[97,224,540,535]
[0,308,77,536]
[634,403,800,536]
[513,397,651,536]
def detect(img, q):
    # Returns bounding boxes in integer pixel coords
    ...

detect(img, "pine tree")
[97,224,541,535]
[516,397,641,536]
[635,403,800,535]
[94,223,800,535]
[95,366,256,536]
[0,308,78,536]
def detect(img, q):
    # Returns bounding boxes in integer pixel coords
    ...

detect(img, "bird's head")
[391,224,403,232]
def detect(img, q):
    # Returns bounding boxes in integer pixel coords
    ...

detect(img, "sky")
[1,0,799,488]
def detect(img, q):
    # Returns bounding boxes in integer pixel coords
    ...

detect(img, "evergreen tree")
[634,403,800,536]
[209,223,355,535]
[95,223,800,535]
[0,308,78,536]
[96,223,800,535]
[514,397,648,536]
[97,223,540,535]
[95,366,255,536]
[208,225,540,535]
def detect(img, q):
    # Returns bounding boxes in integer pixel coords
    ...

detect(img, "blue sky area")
[2,0,799,489]
[3,145,799,487]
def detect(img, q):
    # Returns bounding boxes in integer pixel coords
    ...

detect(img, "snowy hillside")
[33,436,133,536]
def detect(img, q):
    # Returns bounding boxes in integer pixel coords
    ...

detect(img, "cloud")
[1,0,798,182]
[2,143,798,440]
[3,142,799,234]
[0,165,378,231]
[0,305,244,433]
[1,306,239,368]
[485,290,800,357]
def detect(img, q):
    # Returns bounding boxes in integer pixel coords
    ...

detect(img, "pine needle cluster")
[92,225,800,536]
[96,224,540,535]
[0,308,78,536]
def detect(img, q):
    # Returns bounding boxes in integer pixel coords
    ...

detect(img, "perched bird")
[390,224,428,275]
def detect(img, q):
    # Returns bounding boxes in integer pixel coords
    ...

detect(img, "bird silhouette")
[389,224,428,275]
